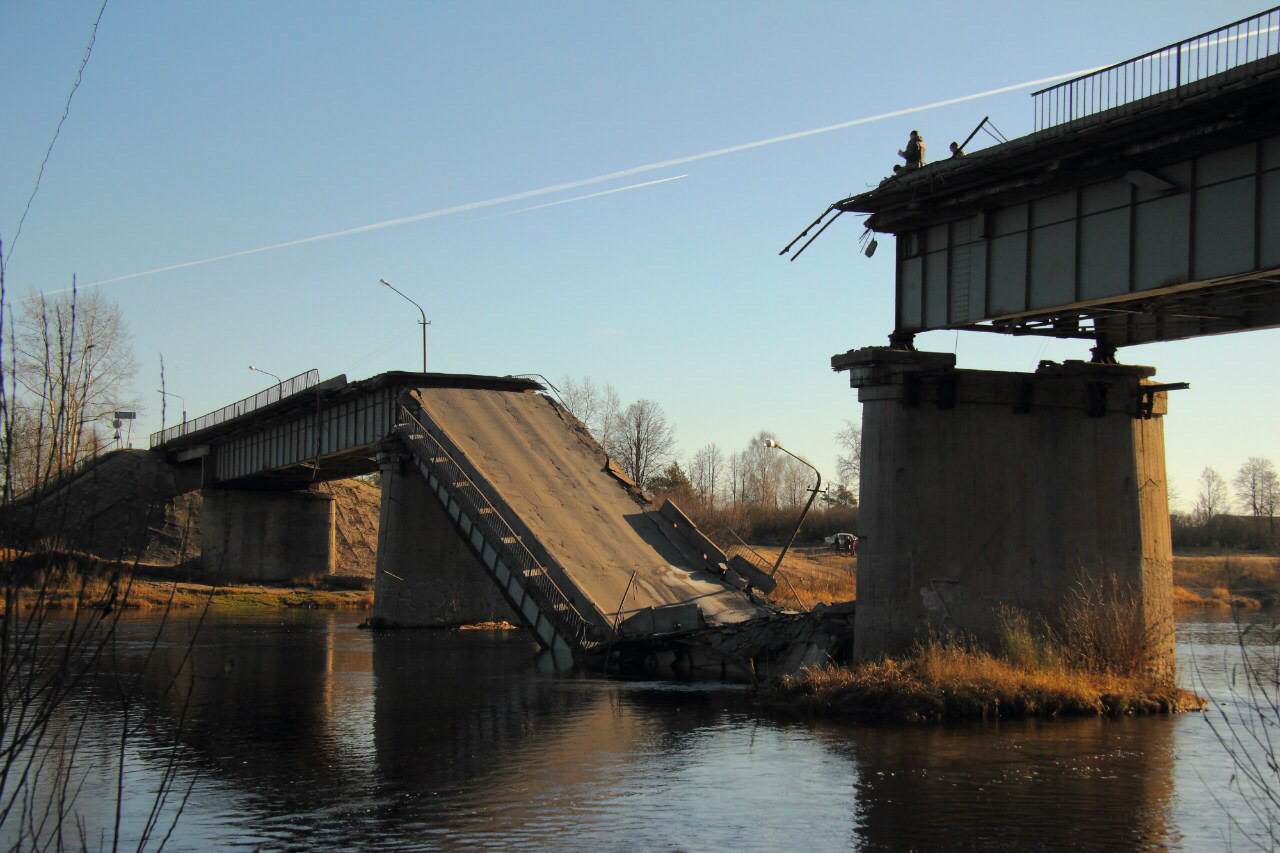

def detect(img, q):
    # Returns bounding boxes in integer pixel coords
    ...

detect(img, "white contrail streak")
[63,175,688,293]
[75,63,1105,292]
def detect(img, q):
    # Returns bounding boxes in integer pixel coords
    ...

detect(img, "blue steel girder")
[837,51,1280,348]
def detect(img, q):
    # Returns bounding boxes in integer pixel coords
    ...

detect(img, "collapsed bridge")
[149,371,848,677]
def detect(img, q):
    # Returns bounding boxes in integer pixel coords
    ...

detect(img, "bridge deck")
[409,387,766,629]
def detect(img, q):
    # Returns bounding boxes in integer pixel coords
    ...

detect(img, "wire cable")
[5,0,109,266]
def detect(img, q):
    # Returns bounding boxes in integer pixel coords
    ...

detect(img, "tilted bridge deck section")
[154,373,823,669]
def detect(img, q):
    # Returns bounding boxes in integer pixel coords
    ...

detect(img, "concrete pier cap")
[832,346,1175,676]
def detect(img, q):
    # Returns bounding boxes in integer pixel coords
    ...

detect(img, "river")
[5,609,1276,851]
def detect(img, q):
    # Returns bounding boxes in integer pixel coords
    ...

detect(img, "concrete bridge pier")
[835,347,1175,675]
[372,450,512,628]
[201,488,335,581]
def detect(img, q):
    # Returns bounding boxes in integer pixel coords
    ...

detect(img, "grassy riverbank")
[1173,554,1280,608]
[760,547,1280,612]
[767,638,1204,722]
[29,576,374,610]
[3,553,373,610]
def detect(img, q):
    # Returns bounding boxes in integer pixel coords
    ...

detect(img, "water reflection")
[8,609,1274,850]
[814,717,1175,851]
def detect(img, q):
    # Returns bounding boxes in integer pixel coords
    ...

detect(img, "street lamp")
[248,365,283,401]
[156,389,187,431]
[379,278,429,373]
[763,438,822,578]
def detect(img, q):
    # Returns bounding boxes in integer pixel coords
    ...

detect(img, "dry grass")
[767,594,1200,722]
[747,545,857,609]
[748,549,1280,613]
[3,556,373,611]
[22,579,373,611]
[1173,554,1280,609]
[768,639,1203,722]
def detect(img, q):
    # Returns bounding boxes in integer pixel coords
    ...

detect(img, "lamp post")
[156,389,186,432]
[763,438,822,578]
[379,278,429,373]
[248,365,283,400]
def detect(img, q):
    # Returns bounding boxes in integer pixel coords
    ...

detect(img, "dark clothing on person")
[905,134,925,167]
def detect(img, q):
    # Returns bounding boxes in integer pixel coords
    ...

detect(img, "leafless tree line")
[559,375,861,508]
[1193,460,1278,530]
[2,288,139,498]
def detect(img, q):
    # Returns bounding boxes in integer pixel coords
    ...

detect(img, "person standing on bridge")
[893,130,926,175]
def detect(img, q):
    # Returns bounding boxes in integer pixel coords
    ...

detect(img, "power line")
[5,0,110,267]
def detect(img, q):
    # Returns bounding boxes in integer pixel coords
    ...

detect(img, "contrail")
[63,175,688,293]
[74,63,1105,292]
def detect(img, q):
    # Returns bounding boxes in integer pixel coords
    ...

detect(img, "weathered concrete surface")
[373,453,512,627]
[411,387,769,629]
[202,488,335,581]
[837,348,1174,674]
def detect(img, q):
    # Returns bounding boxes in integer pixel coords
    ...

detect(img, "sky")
[2,0,1276,510]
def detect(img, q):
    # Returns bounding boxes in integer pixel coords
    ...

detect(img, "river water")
[8,609,1279,851]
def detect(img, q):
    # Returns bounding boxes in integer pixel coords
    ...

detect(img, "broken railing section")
[649,499,777,596]
[394,405,608,655]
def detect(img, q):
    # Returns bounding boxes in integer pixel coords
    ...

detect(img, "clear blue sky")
[3,1,1276,507]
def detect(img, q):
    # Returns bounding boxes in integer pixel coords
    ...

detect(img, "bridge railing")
[1032,6,1280,132]
[397,404,609,651]
[149,369,321,448]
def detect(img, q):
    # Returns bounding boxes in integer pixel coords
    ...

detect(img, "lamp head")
[764,438,779,449]
[379,278,392,287]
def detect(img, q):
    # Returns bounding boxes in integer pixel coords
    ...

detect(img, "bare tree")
[559,375,602,429]
[690,443,723,505]
[728,450,744,507]
[1234,457,1279,537]
[9,288,138,491]
[780,455,812,507]
[559,374,623,452]
[605,398,676,489]
[1195,466,1229,525]
[835,419,861,496]
[741,431,785,507]
[0,247,197,849]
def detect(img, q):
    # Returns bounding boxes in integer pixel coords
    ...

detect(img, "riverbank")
[35,576,374,610]
[765,640,1205,722]
[759,547,1280,612]
[2,553,375,610]
[1173,554,1280,608]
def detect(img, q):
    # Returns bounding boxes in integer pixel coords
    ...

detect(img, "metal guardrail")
[397,405,608,651]
[1033,6,1280,131]
[149,369,321,448]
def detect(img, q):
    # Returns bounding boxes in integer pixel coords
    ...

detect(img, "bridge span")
[151,371,845,677]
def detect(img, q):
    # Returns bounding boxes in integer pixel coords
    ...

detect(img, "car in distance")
[823,532,857,554]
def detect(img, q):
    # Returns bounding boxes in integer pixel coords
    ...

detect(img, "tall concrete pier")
[834,348,1175,671]
[373,451,510,627]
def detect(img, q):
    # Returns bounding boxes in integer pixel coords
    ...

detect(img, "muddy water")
[9,610,1276,851]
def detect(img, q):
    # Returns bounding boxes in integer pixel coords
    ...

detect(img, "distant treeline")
[650,482,859,546]
[1172,512,1277,552]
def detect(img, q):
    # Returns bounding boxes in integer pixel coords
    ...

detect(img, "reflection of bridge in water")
[47,613,1184,851]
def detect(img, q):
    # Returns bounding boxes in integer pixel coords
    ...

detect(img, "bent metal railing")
[149,369,320,448]
[395,405,608,653]
[1033,6,1280,131]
